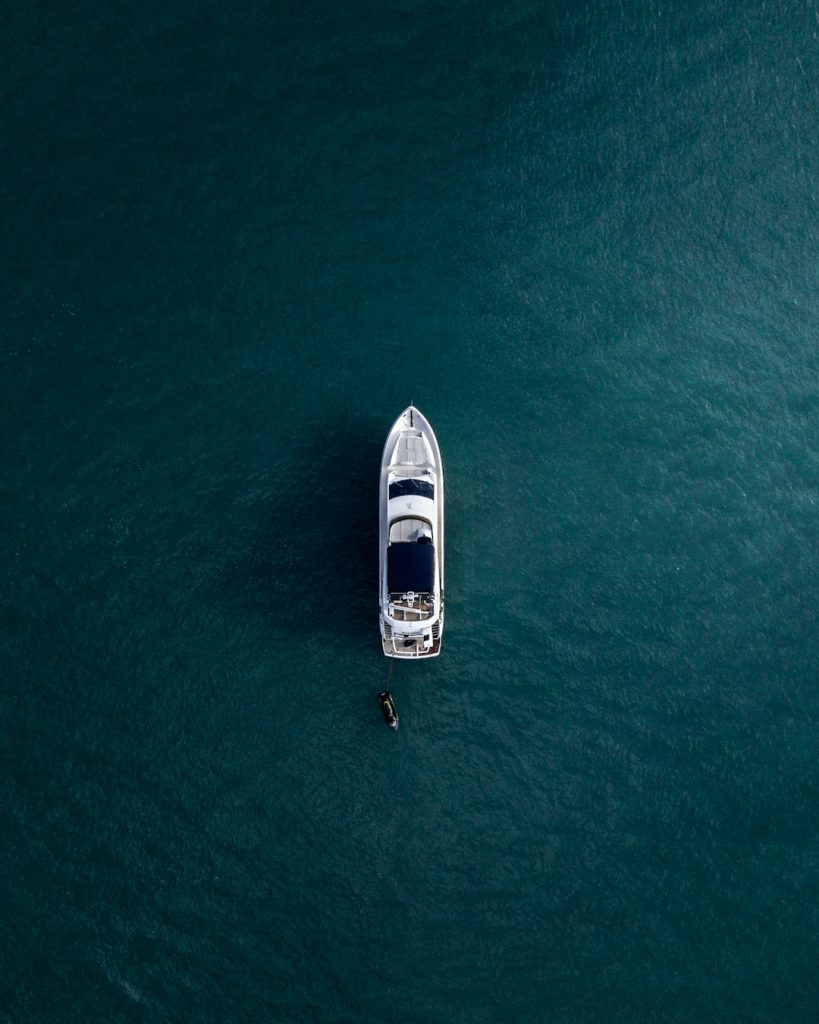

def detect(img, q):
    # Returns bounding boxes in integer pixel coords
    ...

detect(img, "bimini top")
[387,542,435,594]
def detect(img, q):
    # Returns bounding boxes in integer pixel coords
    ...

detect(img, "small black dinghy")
[378,691,399,730]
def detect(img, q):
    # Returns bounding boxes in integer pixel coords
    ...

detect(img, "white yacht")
[379,406,444,658]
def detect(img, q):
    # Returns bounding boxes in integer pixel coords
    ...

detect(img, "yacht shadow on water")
[219,417,382,642]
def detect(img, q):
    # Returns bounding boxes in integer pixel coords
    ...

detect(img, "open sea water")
[3,2,818,1021]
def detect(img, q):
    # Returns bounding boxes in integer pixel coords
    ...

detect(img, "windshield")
[389,479,434,500]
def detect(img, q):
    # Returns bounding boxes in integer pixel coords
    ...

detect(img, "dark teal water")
[3,2,818,1021]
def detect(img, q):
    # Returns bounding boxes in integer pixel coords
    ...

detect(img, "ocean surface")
[3,2,818,1021]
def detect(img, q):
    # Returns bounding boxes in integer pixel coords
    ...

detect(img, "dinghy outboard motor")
[378,691,399,731]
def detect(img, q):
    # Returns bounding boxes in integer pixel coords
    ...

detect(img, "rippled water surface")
[4,2,818,1021]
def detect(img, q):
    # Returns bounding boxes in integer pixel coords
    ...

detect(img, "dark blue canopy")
[387,542,435,593]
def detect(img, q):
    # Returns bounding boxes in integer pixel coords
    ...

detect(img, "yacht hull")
[378,406,444,658]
